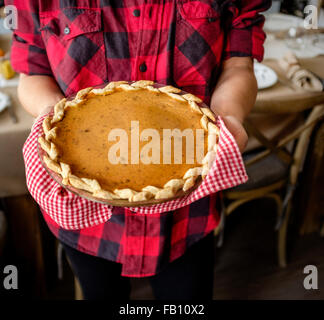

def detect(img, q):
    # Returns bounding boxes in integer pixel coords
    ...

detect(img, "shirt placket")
[122,2,164,274]
[121,209,146,276]
[132,0,162,80]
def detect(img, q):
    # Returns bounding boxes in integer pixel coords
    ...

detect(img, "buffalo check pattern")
[9,0,270,277]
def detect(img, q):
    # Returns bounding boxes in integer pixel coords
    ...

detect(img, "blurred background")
[0,0,324,300]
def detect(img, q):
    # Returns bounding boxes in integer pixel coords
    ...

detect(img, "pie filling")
[53,88,207,192]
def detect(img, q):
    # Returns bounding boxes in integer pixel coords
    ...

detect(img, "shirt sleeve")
[223,0,272,62]
[5,0,52,75]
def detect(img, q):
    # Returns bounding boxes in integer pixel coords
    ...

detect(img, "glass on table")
[284,24,306,50]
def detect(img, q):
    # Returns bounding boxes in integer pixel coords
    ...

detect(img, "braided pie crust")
[39,81,220,202]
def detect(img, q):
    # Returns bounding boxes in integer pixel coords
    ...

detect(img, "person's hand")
[220,115,248,153]
[209,106,248,153]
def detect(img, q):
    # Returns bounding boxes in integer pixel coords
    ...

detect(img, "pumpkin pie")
[38,81,219,202]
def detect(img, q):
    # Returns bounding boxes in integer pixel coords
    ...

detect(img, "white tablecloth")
[0,84,34,197]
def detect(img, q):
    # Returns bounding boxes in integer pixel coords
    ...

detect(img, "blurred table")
[257,12,324,113]
[0,85,34,197]
[255,56,324,113]
[0,33,34,197]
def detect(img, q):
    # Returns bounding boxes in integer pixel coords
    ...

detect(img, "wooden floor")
[44,198,324,300]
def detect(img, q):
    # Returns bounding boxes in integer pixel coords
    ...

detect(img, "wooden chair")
[74,276,83,300]
[215,104,324,268]
[298,119,324,235]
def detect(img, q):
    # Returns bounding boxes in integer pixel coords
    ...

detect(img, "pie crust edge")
[38,80,220,202]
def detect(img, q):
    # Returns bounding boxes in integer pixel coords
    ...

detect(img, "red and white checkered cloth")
[23,116,248,230]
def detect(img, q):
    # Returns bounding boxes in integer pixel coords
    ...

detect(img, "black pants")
[62,232,215,300]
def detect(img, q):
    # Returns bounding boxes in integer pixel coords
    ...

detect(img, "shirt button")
[133,9,141,17]
[64,26,70,35]
[139,62,147,72]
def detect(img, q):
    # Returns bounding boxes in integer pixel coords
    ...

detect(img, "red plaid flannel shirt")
[8,0,270,277]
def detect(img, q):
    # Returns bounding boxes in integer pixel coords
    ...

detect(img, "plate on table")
[254,63,278,90]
